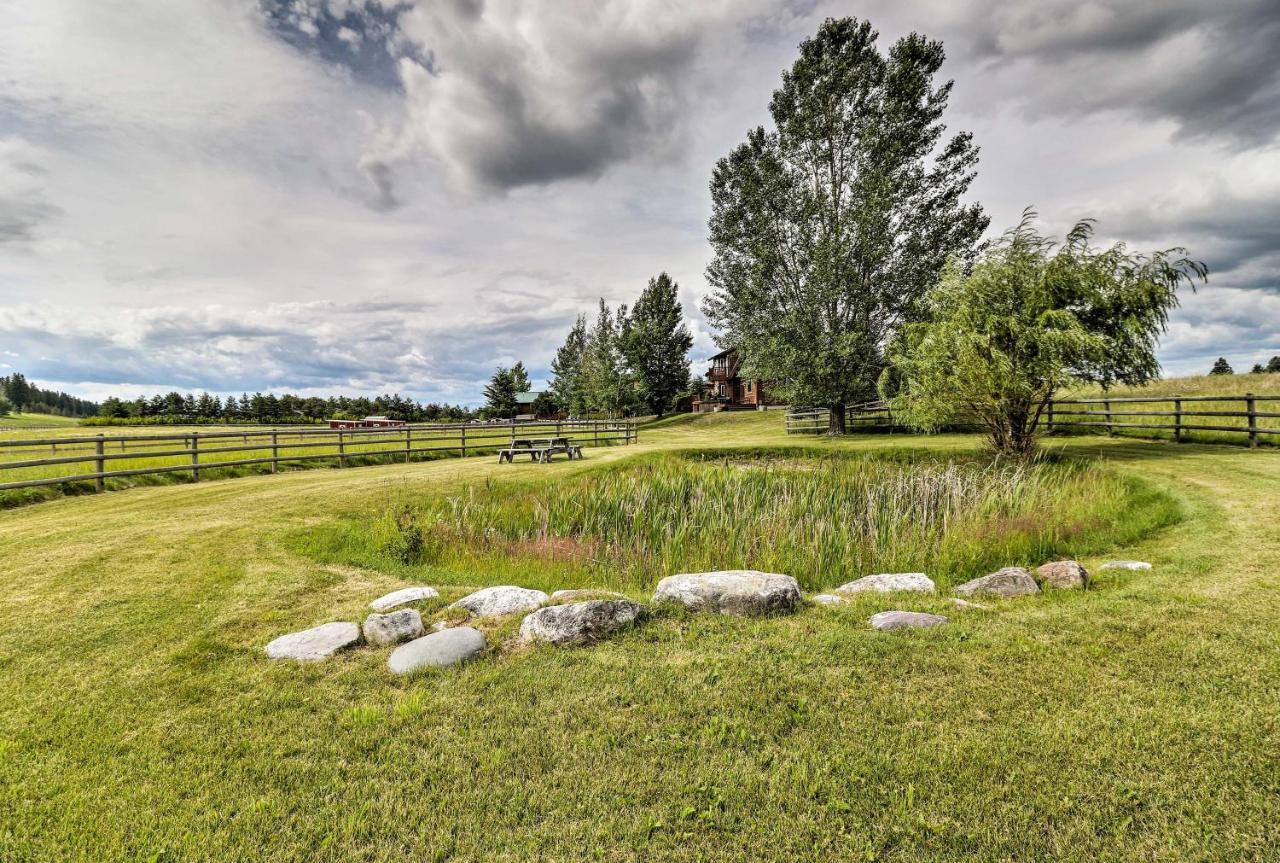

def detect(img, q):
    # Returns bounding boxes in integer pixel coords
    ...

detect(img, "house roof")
[515,391,543,404]
[708,347,737,360]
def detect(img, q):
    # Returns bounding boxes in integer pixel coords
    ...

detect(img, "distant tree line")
[88,391,475,425]
[0,373,100,418]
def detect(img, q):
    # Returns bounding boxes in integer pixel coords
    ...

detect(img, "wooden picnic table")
[499,436,583,464]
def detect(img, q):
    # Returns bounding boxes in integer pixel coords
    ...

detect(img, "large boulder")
[869,611,949,631]
[1035,560,1090,590]
[954,567,1040,599]
[450,586,548,618]
[370,586,439,612]
[362,609,425,647]
[835,573,936,595]
[387,627,485,674]
[265,622,361,662]
[652,570,801,616]
[1100,560,1152,572]
[520,600,644,645]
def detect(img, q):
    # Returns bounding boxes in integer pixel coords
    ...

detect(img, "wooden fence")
[1046,394,1280,447]
[0,419,636,494]
[785,402,895,434]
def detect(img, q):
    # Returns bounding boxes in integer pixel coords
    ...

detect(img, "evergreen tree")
[1251,364,1266,374]
[621,272,693,415]
[1267,356,1280,373]
[550,315,590,417]
[582,300,629,416]
[0,394,12,417]
[1209,357,1233,376]
[483,367,518,417]
[703,17,988,433]
[3,373,30,411]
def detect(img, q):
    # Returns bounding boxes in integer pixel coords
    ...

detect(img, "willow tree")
[702,17,987,433]
[884,212,1207,457]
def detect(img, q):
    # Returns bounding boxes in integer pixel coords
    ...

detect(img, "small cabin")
[691,348,779,412]
[328,415,406,429]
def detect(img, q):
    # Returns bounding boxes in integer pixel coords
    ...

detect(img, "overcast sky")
[2,0,1278,404]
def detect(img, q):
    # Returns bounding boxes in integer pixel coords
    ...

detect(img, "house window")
[746,382,753,393]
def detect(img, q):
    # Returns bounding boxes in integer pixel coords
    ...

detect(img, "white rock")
[652,570,802,616]
[265,622,360,662]
[1100,560,1152,572]
[450,586,549,618]
[869,611,949,631]
[811,594,847,605]
[549,589,627,602]
[370,586,439,612]
[949,598,989,610]
[387,627,485,674]
[835,573,936,594]
[520,600,644,645]
[954,567,1040,599]
[362,609,425,647]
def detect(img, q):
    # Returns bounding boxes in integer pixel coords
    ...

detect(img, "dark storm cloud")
[963,0,1280,146]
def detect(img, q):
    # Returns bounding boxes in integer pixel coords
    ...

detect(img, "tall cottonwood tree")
[582,300,630,417]
[620,273,693,415]
[702,17,987,433]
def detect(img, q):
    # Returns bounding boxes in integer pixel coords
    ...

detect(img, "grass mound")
[300,449,1182,592]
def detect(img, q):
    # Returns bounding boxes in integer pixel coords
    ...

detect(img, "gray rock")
[520,600,644,645]
[362,609,425,647]
[954,567,1040,599]
[652,570,802,616]
[450,586,549,617]
[549,589,627,602]
[811,593,847,605]
[430,620,453,632]
[869,611,949,631]
[1035,560,1090,590]
[370,586,439,612]
[949,598,989,610]
[835,573,936,594]
[265,621,361,662]
[387,627,485,674]
[1100,560,1152,572]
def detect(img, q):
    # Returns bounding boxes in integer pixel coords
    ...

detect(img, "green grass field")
[1,411,1278,861]
[0,411,82,429]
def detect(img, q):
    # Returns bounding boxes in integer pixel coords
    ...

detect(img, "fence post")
[1046,399,1055,435]
[1247,393,1259,448]
[190,432,200,482]
[594,422,600,447]
[338,430,346,467]
[1104,399,1114,436]
[95,434,105,493]
[270,431,279,474]
[1173,398,1183,443]
[405,427,411,463]
[461,425,467,458]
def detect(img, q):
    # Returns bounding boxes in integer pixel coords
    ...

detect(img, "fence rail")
[1047,393,1279,447]
[0,420,636,495]
[785,401,896,434]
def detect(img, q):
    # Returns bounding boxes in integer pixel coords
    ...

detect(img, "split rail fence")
[0,419,636,495]
[786,394,1280,447]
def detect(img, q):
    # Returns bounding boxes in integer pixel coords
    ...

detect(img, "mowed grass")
[300,449,1180,593]
[0,414,1278,861]
[0,411,82,429]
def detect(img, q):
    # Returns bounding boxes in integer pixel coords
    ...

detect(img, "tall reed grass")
[309,450,1180,592]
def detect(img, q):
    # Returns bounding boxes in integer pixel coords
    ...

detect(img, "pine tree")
[621,273,693,415]
[582,300,629,416]
[509,361,532,394]
[1209,357,1233,376]
[483,367,518,417]
[1267,356,1280,373]
[550,315,590,417]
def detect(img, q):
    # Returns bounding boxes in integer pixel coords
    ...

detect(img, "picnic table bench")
[497,437,584,464]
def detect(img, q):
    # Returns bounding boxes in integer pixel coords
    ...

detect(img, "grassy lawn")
[1,412,1278,861]
[0,412,82,430]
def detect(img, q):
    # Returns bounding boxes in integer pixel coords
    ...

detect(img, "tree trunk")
[827,403,846,435]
